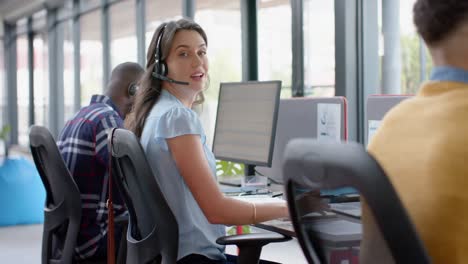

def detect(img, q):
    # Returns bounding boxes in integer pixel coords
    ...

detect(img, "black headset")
[153,24,168,78]
[128,82,138,97]
[152,24,189,86]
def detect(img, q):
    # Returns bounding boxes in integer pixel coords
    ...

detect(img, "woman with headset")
[124,19,289,263]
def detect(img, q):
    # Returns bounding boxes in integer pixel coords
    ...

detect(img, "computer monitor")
[212,81,281,169]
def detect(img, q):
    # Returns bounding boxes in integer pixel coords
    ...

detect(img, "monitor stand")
[218,164,256,187]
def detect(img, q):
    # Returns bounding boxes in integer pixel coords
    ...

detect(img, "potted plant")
[0,125,10,158]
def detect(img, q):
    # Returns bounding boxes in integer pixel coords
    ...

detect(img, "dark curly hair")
[413,0,468,45]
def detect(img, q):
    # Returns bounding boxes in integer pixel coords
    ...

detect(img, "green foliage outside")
[205,48,241,102]
[216,160,244,177]
[0,124,11,158]
[400,34,433,94]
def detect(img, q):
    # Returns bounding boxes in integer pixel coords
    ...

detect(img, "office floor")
[0,224,307,264]
[0,224,42,263]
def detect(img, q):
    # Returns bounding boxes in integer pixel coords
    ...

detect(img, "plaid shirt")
[57,95,125,260]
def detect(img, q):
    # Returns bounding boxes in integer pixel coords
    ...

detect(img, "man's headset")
[128,82,138,97]
[152,24,189,86]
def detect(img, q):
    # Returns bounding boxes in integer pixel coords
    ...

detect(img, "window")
[378,0,432,95]
[33,33,49,127]
[195,0,242,147]
[145,0,182,55]
[80,9,103,105]
[303,0,335,97]
[110,0,137,68]
[258,0,292,98]
[81,0,101,11]
[16,35,29,146]
[63,19,75,121]
[0,42,4,128]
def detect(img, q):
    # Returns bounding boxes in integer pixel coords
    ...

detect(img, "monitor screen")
[212,81,281,167]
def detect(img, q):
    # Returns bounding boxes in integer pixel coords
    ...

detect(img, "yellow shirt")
[363,81,468,263]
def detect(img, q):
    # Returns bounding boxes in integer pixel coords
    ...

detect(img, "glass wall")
[110,0,137,68]
[258,0,292,98]
[16,35,29,146]
[2,0,381,147]
[195,0,242,147]
[63,19,75,121]
[303,0,335,97]
[80,9,103,105]
[378,0,432,95]
[0,42,4,128]
[145,0,182,55]
[33,33,49,127]
[32,11,49,127]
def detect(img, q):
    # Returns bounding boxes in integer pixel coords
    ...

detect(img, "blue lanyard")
[430,66,468,84]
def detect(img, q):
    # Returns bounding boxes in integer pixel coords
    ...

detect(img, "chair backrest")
[282,138,430,263]
[29,125,82,264]
[109,128,178,264]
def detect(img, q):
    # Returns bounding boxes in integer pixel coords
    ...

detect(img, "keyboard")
[329,202,361,218]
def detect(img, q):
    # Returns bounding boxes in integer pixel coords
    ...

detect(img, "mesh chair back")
[109,128,178,264]
[29,125,82,264]
[283,139,430,263]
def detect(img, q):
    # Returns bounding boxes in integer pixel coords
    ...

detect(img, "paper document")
[367,120,382,145]
[317,103,341,142]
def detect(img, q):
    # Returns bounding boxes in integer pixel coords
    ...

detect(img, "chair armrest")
[216,232,291,247]
[217,233,291,264]
[115,212,129,226]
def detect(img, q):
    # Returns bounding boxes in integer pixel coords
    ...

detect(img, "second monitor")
[212,80,281,178]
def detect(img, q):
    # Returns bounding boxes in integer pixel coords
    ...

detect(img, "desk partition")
[366,95,412,145]
[256,97,348,184]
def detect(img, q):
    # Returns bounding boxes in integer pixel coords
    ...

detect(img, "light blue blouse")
[140,89,226,261]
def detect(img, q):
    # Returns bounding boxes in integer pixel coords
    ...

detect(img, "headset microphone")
[152,72,190,86]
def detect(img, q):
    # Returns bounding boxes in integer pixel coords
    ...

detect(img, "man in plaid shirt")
[57,62,143,261]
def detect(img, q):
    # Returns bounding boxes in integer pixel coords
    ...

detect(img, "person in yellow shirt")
[360,0,468,263]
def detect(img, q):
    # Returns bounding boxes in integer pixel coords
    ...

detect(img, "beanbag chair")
[0,157,45,226]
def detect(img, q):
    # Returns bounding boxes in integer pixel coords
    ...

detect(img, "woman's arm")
[166,134,289,225]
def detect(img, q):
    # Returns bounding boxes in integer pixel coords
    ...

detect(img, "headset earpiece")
[153,24,168,77]
[128,83,138,97]
[157,61,168,76]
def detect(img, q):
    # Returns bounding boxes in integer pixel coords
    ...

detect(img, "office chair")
[282,139,430,264]
[29,125,82,264]
[109,128,290,264]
